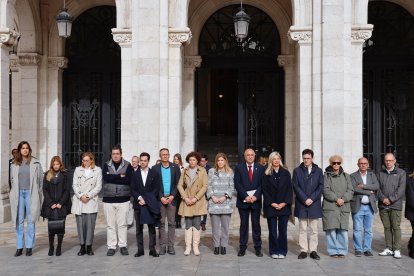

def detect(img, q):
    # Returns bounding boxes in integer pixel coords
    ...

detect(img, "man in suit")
[350,157,379,257]
[152,148,181,255]
[131,152,161,257]
[234,148,264,257]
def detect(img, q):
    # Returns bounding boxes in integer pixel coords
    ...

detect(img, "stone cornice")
[168,27,192,47]
[0,27,20,47]
[351,24,373,44]
[288,26,312,44]
[277,55,295,67]
[111,28,132,47]
[18,53,41,66]
[48,57,68,69]
[184,55,202,69]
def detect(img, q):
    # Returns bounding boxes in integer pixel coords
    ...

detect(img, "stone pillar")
[46,57,68,160]
[182,55,201,156]
[168,27,191,156]
[0,27,20,222]
[277,55,296,169]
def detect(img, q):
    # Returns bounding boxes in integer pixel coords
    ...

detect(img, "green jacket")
[322,166,354,231]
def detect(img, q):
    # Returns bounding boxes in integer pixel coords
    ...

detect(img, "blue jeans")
[352,204,374,252]
[267,215,288,255]
[325,229,348,256]
[16,189,36,249]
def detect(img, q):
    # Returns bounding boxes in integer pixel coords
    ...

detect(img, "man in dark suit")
[234,148,264,257]
[152,148,181,255]
[350,157,379,257]
[131,152,161,257]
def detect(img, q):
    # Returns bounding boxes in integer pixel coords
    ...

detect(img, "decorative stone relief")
[168,27,192,47]
[184,55,202,69]
[288,26,312,44]
[277,55,295,67]
[48,57,68,69]
[351,24,373,43]
[111,28,132,47]
[0,27,20,46]
[9,54,19,72]
[18,53,41,66]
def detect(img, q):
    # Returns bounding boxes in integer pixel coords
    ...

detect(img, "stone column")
[277,55,297,168]
[168,27,191,156]
[0,27,20,222]
[182,55,201,156]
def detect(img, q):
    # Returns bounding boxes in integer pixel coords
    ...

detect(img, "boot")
[56,234,64,256]
[77,244,86,256]
[86,245,94,256]
[192,227,201,256]
[409,237,414,259]
[184,227,193,256]
[48,234,55,256]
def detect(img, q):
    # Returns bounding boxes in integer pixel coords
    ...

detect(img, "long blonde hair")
[265,151,286,175]
[214,152,233,173]
[46,156,65,181]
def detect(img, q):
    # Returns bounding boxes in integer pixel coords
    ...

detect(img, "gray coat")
[377,165,406,211]
[9,158,43,227]
[207,168,235,215]
[350,170,379,214]
[322,167,354,231]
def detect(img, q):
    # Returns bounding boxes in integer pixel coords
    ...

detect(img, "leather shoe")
[107,249,116,256]
[214,247,220,255]
[298,252,308,259]
[167,246,175,255]
[14,249,23,257]
[310,251,320,260]
[120,247,129,256]
[134,251,144,257]
[149,250,159,257]
[220,247,226,255]
[26,248,32,256]
[86,245,94,256]
[77,245,86,256]
[255,249,263,257]
[237,249,246,256]
[159,246,166,255]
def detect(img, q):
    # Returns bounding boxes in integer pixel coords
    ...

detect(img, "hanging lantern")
[233,2,250,41]
[56,7,73,38]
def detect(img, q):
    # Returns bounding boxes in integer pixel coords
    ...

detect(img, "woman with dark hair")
[9,141,43,256]
[71,152,102,256]
[41,156,71,256]
[173,153,184,228]
[405,171,414,258]
[177,151,208,256]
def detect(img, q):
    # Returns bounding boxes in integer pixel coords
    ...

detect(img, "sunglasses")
[332,162,341,165]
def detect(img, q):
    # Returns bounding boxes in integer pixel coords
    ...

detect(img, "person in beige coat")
[177,151,208,256]
[71,152,102,256]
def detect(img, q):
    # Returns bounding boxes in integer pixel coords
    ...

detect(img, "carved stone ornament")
[9,54,19,72]
[351,24,373,43]
[0,27,20,46]
[48,57,68,69]
[184,55,202,69]
[288,26,312,44]
[168,27,192,47]
[18,53,41,66]
[111,28,132,47]
[277,55,295,67]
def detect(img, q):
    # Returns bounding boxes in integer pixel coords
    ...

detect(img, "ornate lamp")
[233,0,250,41]
[55,0,73,38]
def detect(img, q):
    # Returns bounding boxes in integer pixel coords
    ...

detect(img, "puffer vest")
[103,159,131,198]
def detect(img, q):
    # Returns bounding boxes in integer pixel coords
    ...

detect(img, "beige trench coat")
[71,166,102,215]
[178,166,208,217]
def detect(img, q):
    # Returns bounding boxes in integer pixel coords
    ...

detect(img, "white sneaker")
[271,254,279,259]
[278,255,285,259]
[379,248,394,256]
[393,250,402,259]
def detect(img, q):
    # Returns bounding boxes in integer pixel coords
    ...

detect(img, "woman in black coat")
[262,151,292,259]
[41,156,71,256]
[405,171,414,258]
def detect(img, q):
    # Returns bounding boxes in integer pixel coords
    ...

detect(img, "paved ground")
[1,205,414,276]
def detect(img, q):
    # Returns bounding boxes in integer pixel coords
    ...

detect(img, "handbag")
[48,209,65,234]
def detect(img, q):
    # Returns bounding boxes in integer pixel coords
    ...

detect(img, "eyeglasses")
[82,159,91,162]
[332,162,341,165]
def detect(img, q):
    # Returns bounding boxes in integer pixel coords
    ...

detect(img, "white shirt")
[307,165,312,175]
[246,163,254,173]
[141,168,149,186]
[359,171,369,204]
[84,168,91,177]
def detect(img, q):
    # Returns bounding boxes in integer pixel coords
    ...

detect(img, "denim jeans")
[325,229,348,256]
[352,204,374,252]
[16,189,35,249]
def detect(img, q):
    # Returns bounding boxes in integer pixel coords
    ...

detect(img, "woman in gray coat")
[10,141,43,257]
[207,153,234,255]
[323,155,353,258]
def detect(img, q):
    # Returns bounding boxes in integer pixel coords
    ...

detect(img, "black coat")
[152,162,181,202]
[405,176,414,221]
[292,163,324,219]
[41,172,71,219]
[262,167,292,217]
[234,162,264,210]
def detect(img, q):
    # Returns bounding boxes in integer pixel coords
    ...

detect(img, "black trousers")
[238,207,262,250]
[134,210,156,251]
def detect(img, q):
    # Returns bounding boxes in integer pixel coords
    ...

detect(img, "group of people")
[8,140,414,260]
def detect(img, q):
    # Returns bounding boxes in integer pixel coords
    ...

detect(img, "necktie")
[248,165,253,183]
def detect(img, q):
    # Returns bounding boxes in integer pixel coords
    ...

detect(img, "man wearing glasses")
[350,157,379,257]
[377,153,406,259]
[292,149,324,260]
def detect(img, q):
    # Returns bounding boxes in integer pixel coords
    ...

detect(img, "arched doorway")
[196,5,283,162]
[363,1,414,172]
[63,6,121,170]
